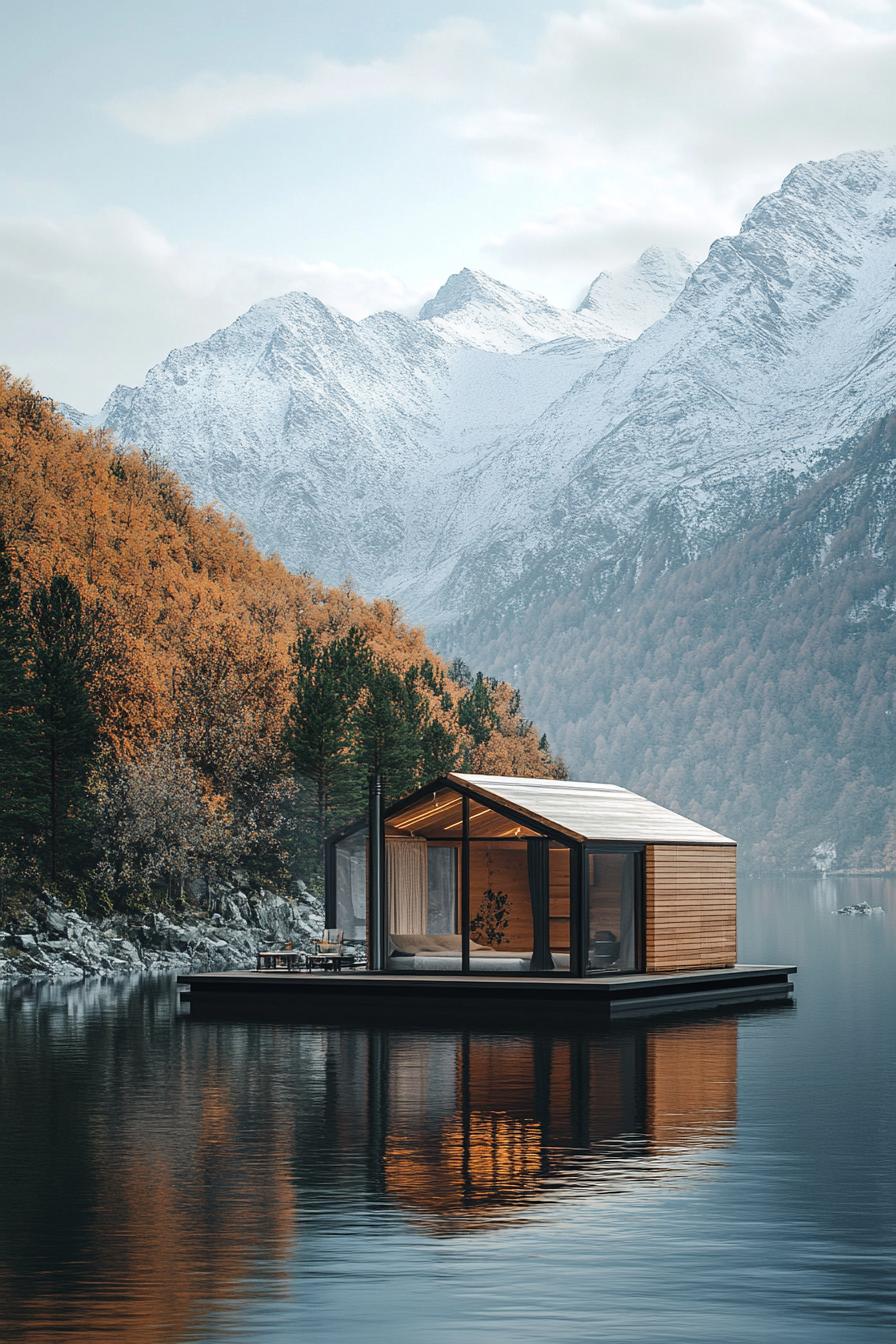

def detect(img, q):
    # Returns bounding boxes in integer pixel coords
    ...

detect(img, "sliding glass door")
[585,846,644,974]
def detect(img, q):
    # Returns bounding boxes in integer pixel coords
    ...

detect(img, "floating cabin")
[329,772,741,977]
[179,773,795,1018]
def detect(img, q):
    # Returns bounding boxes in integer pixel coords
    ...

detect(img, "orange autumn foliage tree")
[0,370,562,902]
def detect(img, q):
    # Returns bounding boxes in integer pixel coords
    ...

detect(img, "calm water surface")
[1,875,894,1343]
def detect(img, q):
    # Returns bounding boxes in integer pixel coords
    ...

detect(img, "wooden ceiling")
[388,786,540,839]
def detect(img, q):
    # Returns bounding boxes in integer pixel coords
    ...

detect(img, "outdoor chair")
[314,928,345,956]
[589,930,621,969]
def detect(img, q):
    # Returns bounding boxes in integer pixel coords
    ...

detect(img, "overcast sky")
[2,0,895,408]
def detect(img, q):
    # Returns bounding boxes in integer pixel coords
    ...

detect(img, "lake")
[1,875,894,1343]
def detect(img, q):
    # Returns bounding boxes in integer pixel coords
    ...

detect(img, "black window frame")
[581,842,646,977]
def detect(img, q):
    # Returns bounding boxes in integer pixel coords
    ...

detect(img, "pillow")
[389,933,462,955]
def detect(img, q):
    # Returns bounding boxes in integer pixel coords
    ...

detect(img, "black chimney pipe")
[368,770,385,970]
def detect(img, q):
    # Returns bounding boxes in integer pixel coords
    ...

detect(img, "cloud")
[105,19,493,143]
[101,2,896,297]
[15,2,896,400]
[457,0,896,179]
[107,3,896,173]
[468,0,896,288]
[480,164,765,289]
[0,208,424,408]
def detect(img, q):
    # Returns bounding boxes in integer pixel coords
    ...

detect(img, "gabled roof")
[449,774,735,845]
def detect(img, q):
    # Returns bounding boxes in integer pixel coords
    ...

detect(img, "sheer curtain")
[386,836,428,934]
[335,832,367,939]
[617,856,636,971]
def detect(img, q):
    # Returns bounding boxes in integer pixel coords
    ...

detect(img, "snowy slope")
[70,148,896,643]
[577,247,693,338]
[435,148,896,629]
[418,267,622,353]
[91,284,616,592]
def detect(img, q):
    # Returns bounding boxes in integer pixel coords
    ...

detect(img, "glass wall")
[586,848,642,974]
[548,844,572,970]
[386,835,459,970]
[427,846,457,934]
[334,828,367,943]
[467,840,530,973]
[465,839,572,973]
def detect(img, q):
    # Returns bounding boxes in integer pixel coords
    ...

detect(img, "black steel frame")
[325,776,647,979]
[582,842,646,976]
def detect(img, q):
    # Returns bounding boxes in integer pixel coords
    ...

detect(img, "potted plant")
[469,887,510,948]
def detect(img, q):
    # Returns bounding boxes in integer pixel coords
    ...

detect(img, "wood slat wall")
[549,847,571,953]
[469,843,532,950]
[466,843,572,953]
[646,844,736,971]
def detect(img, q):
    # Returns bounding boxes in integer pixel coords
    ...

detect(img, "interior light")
[445,807,489,831]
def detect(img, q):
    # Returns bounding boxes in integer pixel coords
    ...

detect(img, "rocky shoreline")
[0,883,325,983]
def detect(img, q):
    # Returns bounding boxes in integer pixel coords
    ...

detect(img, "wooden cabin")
[326,773,737,978]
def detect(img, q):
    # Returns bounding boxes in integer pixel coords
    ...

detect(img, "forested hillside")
[0,370,562,911]
[462,413,896,871]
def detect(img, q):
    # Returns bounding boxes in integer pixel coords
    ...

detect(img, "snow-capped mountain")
[70,149,896,645]
[418,267,622,353]
[429,148,896,630]
[577,246,693,338]
[88,280,618,592]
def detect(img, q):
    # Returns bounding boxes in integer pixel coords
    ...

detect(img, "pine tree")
[353,659,427,803]
[0,536,41,866]
[284,625,370,869]
[414,661,459,780]
[29,575,98,882]
[457,672,499,764]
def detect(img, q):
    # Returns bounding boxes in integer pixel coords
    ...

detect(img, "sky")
[2,0,895,408]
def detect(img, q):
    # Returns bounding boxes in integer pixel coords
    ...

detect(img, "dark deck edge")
[177,964,795,1021]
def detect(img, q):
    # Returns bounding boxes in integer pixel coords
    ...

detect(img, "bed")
[387,933,570,973]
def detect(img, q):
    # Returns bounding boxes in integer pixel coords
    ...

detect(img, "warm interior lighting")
[498,825,524,837]
[392,795,460,829]
[445,807,489,831]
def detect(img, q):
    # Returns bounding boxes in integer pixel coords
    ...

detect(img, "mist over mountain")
[576,246,694,338]
[466,412,896,871]
[73,245,681,597]
[60,148,896,866]
[417,266,623,352]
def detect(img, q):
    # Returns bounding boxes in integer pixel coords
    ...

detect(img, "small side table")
[306,952,356,973]
[256,949,304,972]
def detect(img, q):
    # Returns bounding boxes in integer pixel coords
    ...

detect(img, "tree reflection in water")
[0,977,740,1339]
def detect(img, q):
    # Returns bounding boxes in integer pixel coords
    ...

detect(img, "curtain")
[387,836,428,935]
[335,832,367,939]
[527,838,554,972]
[427,847,456,933]
[617,855,636,971]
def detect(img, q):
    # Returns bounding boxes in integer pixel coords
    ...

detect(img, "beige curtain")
[387,836,428,934]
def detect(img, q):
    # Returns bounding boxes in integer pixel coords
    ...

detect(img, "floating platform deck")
[178,963,796,1022]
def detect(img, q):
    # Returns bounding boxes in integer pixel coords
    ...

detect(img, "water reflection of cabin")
[375,1018,739,1233]
[327,773,739,977]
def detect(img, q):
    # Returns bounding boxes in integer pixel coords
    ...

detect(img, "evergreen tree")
[457,671,499,764]
[448,657,472,689]
[29,575,98,882]
[0,536,41,867]
[418,717,459,781]
[284,626,370,868]
[414,661,459,780]
[353,659,427,803]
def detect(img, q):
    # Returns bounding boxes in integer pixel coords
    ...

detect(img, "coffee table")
[307,951,356,972]
[256,949,304,971]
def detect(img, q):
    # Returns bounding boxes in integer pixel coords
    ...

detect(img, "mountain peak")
[577,247,693,338]
[419,267,620,354]
[418,268,528,322]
